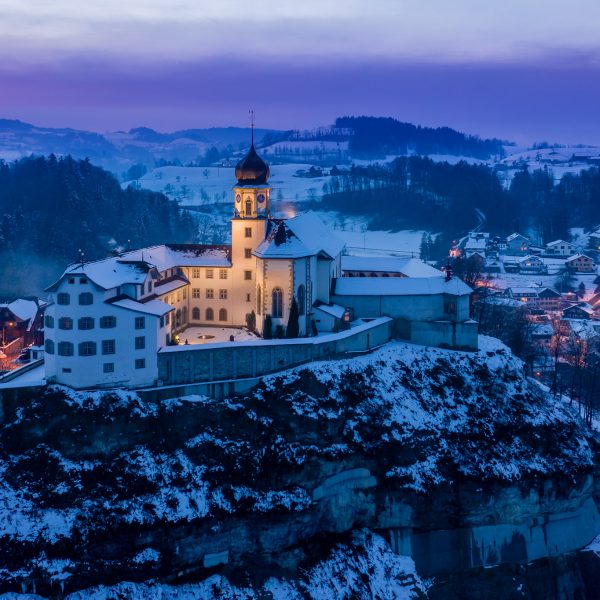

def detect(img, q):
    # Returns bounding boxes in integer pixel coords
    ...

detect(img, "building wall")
[44,278,168,388]
[157,317,393,386]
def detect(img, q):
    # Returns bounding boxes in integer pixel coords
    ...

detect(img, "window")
[135,336,145,350]
[57,341,74,356]
[272,287,283,318]
[68,278,75,285]
[79,341,97,356]
[444,301,457,315]
[246,293,251,302]
[206,289,214,299]
[244,270,252,281]
[79,292,93,305]
[57,293,70,305]
[257,285,262,315]
[102,339,116,355]
[45,315,54,328]
[80,278,87,284]
[100,316,116,328]
[135,316,145,330]
[297,285,306,316]
[192,307,200,320]
[219,308,228,322]
[244,248,252,259]
[206,269,214,279]
[165,312,170,325]
[135,358,146,369]
[103,363,114,373]
[59,317,73,330]
[219,289,228,300]
[206,308,214,321]
[192,268,200,279]
[192,288,200,299]
[159,316,164,327]
[175,309,181,326]
[245,227,252,238]
[62,368,72,373]
[176,291,181,302]
[45,339,55,354]
[78,317,94,330]
[219,269,228,280]
[245,199,252,216]
[182,287,187,300]
[146,281,152,294]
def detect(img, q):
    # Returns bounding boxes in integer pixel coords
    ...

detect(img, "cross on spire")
[249,109,255,146]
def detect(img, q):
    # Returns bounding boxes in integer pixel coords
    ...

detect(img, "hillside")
[0,155,196,296]
[0,337,598,598]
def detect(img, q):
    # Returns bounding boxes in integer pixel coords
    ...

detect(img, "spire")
[249,109,255,146]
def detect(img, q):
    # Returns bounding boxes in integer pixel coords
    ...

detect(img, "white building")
[545,239,574,257]
[43,143,476,389]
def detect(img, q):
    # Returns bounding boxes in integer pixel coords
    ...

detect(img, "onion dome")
[235,144,270,185]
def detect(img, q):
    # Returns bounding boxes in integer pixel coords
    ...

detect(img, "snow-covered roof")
[47,244,232,291]
[254,211,344,260]
[153,276,189,295]
[111,298,174,317]
[506,233,529,242]
[464,237,487,251]
[341,256,443,278]
[518,255,543,264]
[564,303,595,316]
[332,276,472,297]
[313,302,346,319]
[119,244,231,270]
[567,253,594,262]
[546,239,571,247]
[0,299,39,324]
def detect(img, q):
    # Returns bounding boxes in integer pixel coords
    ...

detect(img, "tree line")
[0,155,197,264]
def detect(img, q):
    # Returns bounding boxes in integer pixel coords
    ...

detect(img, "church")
[43,142,477,390]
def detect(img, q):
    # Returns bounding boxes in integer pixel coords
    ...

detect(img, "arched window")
[219,308,228,322]
[245,199,252,217]
[192,307,200,320]
[58,317,73,330]
[175,309,181,327]
[206,308,214,321]
[78,317,94,330]
[45,339,55,354]
[57,341,74,356]
[297,285,305,316]
[79,292,93,305]
[256,285,262,315]
[272,287,283,318]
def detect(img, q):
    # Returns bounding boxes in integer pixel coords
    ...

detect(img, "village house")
[566,254,595,273]
[562,303,595,320]
[545,239,575,257]
[504,233,531,255]
[504,287,561,310]
[518,255,547,274]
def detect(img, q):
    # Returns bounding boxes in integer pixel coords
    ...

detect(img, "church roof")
[341,255,443,278]
[235,144,270,186]
[253,211,344,260]
[332,276,473,297]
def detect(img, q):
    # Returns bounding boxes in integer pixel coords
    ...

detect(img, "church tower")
[230,125,271,326]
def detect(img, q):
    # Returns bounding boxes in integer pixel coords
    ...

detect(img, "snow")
[0,299,39,324]
[177,326,258,345]
[342,255,443,277]
[313,303,346,319]
[111,298,173,317]
[333,275,472,296]
[121,244,231,270]
[0,363,46,389]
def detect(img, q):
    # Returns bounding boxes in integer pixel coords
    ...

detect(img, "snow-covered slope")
[0,337,596,597]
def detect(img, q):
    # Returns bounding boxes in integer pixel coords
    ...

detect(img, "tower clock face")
[257,194,266,204]
[236,194,241,203]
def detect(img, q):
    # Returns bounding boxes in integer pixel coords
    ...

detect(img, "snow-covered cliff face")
[0,337,598,599]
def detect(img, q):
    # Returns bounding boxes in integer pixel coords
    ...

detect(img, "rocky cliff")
[0,337,598,599]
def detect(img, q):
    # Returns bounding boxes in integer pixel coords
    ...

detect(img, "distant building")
[545,239,575,257]
[504,287,561,310]
[340,256,443,278]
[518,255,547,274]
[588,227,600,250]
[505,233,530,255]
[563,303,595,320]
[566,254,595,273]
[0,298,44,347]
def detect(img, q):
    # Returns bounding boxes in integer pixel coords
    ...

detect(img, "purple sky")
[2,0,600,144]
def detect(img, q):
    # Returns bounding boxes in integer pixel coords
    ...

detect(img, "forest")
[335,116,506,159]
[321,156,600,257]
[0,155,196,295]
